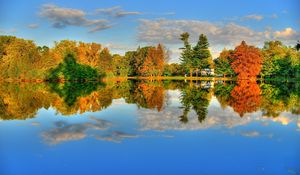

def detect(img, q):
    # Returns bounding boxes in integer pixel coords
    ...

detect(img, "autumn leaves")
[230,41,262,80]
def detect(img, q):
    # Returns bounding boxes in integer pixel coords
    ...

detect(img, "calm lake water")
[0,80,299,175]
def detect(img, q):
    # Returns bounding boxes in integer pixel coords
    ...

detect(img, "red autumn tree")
[139,44,166,77]
[140,47,156,77]
[230,41,262,80]
[154,44,165,76]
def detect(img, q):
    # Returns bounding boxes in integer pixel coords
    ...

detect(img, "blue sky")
[0,0,299,62]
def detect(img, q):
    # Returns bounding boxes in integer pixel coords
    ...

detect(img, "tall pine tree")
[193,34,212,76]
[180,32,193,77]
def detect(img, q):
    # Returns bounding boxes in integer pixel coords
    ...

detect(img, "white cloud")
[137,19,300,60]
[274,27,297,39]
[31,122,40,126]
[225,14,264,22]
[104,43,136,51]
[28,24,39,29]
[138,19,265,46]
[270,14,278,19]
[95,6,142,18]
[42,117,112,144]
[116,11,142,17]
[95,6,120,15]
[40,4,112,32]
[95,131,139,143]
[0,28,17,34]
[42,116,140,145]
[89,23,114,33]
[240,131,260,137]
[242,14,264,21]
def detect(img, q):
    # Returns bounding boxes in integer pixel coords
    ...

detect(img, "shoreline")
[0,76,299,83]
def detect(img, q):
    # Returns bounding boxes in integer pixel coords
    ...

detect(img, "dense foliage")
[47,54,99,81]
[0,35,168,80]
[260,41,300,78]
[0,34,299,80]
[179,33,300,79]
[180,33,213,77]
[214,49,235,77]
[230,41,262,80]
[126,44,167,77]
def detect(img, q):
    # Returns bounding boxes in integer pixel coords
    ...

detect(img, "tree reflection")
[49,81,104,107]
[0,80,299,120]
[214,81,235,109]
[0,83,55,120]
[228,80,262,117]
[126,81,165,111]
[260,81,300,117]
[179,81,212,123]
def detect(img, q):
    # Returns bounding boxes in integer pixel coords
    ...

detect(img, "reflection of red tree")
[229,81,261,117]
[139,83,164,111]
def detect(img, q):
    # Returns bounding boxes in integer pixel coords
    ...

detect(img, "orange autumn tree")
[153,44,165,76]
[77,42,101,67]
[138,82,165,111]
[230,41,262,80]
[140,47,156,77]
[139,44,166,77]
[128,81,165,111]
[229,80,262,117]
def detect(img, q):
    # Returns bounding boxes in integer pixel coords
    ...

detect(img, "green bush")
[47,54,100,81]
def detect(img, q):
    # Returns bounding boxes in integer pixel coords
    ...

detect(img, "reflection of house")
[195,81,214,89]
[201,69,214,76]
[202,81,214,89]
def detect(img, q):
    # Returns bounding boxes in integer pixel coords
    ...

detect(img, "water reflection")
[0,80,299,121]
[1,80,299,174]
[179,84,212,123]
[49,81,105,106]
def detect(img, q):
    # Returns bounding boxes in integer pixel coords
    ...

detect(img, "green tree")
[261,41,299,78]
[124,51,136,76]
[130,47,151,76]
[193,34,212,76]
[48,54,100,81]
[179,83,212,123]
[261,41,285,78]
[214,49,235,77]
[163,63,184,76]
[99,48,113,77]
[112,54,130,77]
[49,81,103,106]
[180,32,193,77]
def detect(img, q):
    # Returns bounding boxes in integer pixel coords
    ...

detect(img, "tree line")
[180,33,300,80]
[0,36,167,80]
[0,35,299,80]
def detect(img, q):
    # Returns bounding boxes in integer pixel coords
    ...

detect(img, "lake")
[0,80,299,175]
